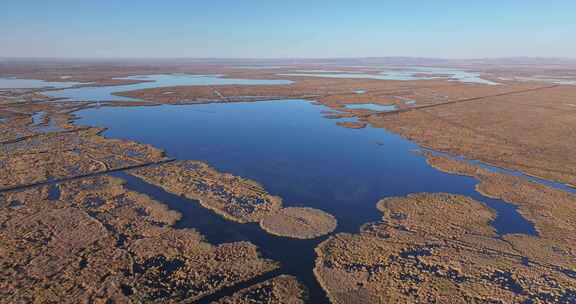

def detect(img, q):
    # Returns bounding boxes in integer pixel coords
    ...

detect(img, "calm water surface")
[30,111,65,133]
[45,74,292,102]
[503,76,576,85]
[281,66,499,85]
[426,150,576,195]
[0,77,80,89]
[77,99,537,302]
[345,103,397,111]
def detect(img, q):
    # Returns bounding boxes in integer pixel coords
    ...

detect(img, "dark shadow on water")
[112,171,332,303]
[466,183,537,236]
[47,184,61,201]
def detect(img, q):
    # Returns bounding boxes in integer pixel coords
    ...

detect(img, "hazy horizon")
[1,56,576,62]
[2,1,575,58]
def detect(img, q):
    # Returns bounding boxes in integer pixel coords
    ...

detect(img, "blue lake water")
[281,66,499,85]
[76,99,534,236]
[74,99,537,302]
[294,70,366,74]
[31,111,64,133]
[44,74,292,102]
[0,77,80,89]
[345,103,397,111]
[425,149,576,195]
[507,76,576,85]
[31,112,45,125]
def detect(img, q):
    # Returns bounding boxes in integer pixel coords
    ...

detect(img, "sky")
[1,1,575,58]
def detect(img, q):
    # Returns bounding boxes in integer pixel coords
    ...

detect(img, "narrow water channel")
[44,74,292,101]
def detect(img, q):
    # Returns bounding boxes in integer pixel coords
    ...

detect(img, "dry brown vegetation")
[0,98,168,193]
[215,275,307,304]
[130,160,283,223]
[366,85,576,185]
[2,60,576,303]
[0,126,166,190]
[0,176,278,303]
[131,161,338,238]
[260,207,338,239]
[315,192,576,304]
[426,154,576,264]
[115,76,535,108]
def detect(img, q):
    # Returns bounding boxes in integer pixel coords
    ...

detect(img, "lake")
[44,74,292,101]
[0,77,80,89]
[281,66,499,85]
[76,98,536,302]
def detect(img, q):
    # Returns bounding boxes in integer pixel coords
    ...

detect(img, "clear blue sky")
[1,1,575,58]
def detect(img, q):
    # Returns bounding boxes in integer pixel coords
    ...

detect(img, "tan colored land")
[115,76,537,107]
[0,175,278,303]
[131,161,338,238]
[2,59,576,303]
[0,90,313,302]
[130,160,283,223]
[0,124,166,190]
[426,154,576,255]
[315,192,576,303]
[260,207,338,239]
[365,85,576,185]
[214,275,307,304]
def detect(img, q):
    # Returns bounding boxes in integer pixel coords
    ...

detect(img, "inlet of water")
[0,77,80,89]
[345,103,397,111]
[280,66,499,85]
[44,74,292,102]
[75,99,540,302]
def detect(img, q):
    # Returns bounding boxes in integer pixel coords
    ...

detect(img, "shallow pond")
[505,76,576,85]
[31,112,45,125]
[294,70,366,74]
[45,74,292,102]
[77,99,536,302]
[30,111,64,133]
[345,103,397,111]
[0,77,80,89]
[281,66,499,85]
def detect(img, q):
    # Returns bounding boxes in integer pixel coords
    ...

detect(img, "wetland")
[1,60,575,303]
[43,74,293,102]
